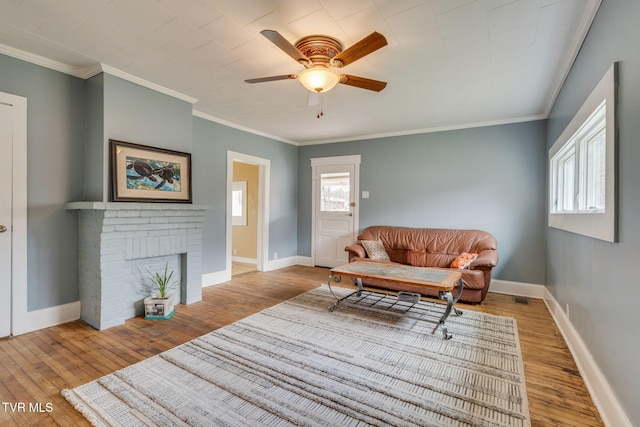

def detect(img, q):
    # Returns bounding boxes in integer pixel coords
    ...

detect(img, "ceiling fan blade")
[333,32,388,67]
[340,74,387,92]
[260,30,310,64]
[245,74,297,83]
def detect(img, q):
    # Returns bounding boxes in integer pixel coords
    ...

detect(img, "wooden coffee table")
[327,261,464,339]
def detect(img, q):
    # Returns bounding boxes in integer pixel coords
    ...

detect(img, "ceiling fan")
[245,30,388,94]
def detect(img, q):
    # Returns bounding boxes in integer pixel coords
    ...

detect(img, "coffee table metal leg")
[433,279,464,339]
[327,274,364,312]
[452,279,464,316]
[433,291,454,339]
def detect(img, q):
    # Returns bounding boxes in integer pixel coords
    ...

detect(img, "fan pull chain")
[317,92,324,118]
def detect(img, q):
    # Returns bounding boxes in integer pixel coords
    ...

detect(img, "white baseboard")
[490,278,630,426]
[20,269,232,334]
[543,289,632,427]
[489,279,546,298]
[201,256,312,286]
[231,256,257,264]
[265,256,312,271]
[202,269,232,287]
[26,300,81,334]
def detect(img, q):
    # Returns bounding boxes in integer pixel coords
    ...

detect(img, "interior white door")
[314,164,356,268]
[0,103,12,338]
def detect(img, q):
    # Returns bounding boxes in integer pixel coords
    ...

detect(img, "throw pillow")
[360,240,391,261]
[450,252,478,269]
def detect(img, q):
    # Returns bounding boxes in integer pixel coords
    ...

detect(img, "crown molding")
[193,111,546,147]
[1,40,562,147]
[99,64,198,104]
[298,114,547,146]
[0,43,87,78]
[192,110,299,146]
[78,63,105,79]
[0,43,197,104]
[542,0,603,116]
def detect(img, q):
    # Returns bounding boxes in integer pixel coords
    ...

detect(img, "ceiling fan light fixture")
[297,67,340,93]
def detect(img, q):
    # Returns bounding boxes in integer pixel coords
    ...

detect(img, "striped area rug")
[62,285,530,426]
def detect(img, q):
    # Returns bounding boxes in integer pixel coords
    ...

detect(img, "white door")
[313,162,358,268]
[0,103,12,338]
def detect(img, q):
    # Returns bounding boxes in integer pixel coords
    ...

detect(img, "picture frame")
[110,139,192,203]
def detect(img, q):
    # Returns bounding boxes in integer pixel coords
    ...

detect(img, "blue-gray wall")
[85,73,104,201]
[104,74,193,154]
[0,55,85,310]
[193,118,299,274]
[298,120,547,284]
[546,1,639,424]
[85,73,194,201]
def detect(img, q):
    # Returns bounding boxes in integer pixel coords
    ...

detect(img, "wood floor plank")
[0,266,603,426]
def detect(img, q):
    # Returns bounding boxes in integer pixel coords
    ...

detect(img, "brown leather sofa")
[344,226,499,303]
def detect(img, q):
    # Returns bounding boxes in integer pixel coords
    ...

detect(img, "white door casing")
[0,92,28,337]
[226,151,270,274]
[0,103,12,337]
[311,155,360,268]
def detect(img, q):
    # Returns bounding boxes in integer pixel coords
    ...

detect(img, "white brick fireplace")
[67,202,208,330]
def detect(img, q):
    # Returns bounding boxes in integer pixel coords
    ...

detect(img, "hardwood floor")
[0,265,603,426]
[232,261,258,276]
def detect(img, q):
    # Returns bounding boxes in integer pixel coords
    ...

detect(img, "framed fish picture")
[110,139,192,203]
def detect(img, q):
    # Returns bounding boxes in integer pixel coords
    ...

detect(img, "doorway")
[226,152,270,276]
[311,155,360,268]
[231,161,259,276]
[0,92,28,337]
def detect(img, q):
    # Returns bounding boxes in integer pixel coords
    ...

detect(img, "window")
[232,181,247,226]
[320,172,351,212]
[552,142,576,212]
[548,63,617,242]
[550,101,605,213]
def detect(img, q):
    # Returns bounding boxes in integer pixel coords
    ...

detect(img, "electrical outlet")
[273,252,278,260]
[233,248,237,256]
[565,303,570,319]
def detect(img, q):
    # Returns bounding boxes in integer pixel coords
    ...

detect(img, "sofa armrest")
[344,243,366,261]
[470,249,499,269]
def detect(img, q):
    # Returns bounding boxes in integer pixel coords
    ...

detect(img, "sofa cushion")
[360,240,390,261]
[450,252,478,269]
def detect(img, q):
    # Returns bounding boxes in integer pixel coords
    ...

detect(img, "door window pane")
[320,172,350,212]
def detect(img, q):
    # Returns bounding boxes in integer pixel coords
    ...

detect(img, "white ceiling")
[0,0,600,145]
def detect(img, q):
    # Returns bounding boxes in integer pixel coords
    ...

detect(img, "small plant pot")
[144,294,176,320]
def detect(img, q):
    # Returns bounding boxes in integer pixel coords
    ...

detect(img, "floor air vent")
[513,296,530,304]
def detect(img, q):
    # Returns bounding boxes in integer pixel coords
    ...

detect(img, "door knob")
[0,225,7,233]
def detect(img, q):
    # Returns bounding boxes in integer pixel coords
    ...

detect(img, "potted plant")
[143,262,178,320]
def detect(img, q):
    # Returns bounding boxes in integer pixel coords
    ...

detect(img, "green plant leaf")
[146,262,177,299]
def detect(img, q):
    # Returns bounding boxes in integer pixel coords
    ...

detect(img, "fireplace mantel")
[67,201,209,330]
[66,201,210,212]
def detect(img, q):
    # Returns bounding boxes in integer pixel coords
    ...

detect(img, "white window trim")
[548,63,618,242]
